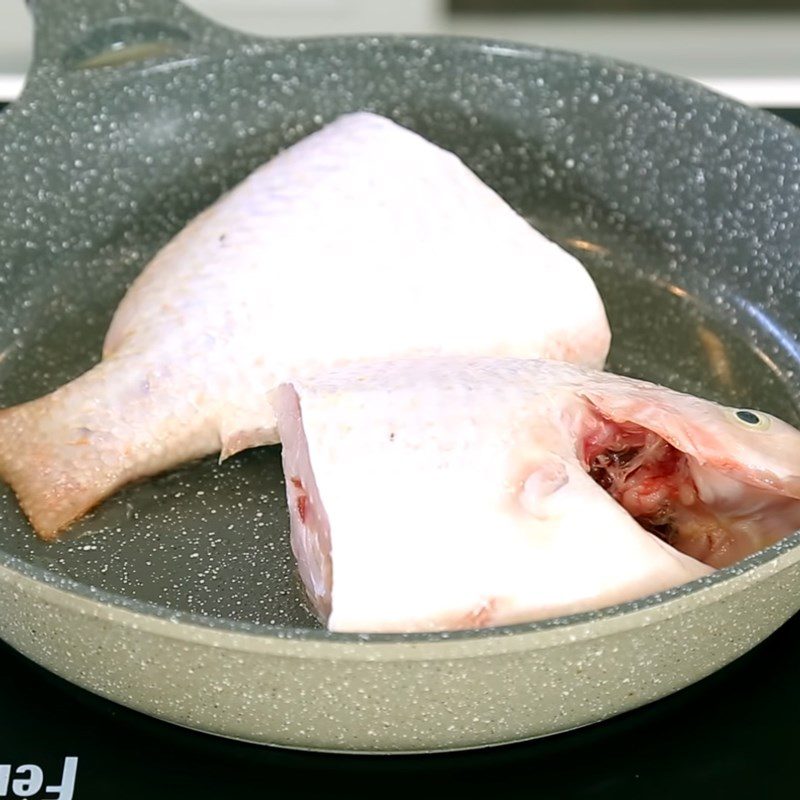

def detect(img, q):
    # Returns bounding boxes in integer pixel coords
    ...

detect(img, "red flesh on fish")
[582,411,774,568]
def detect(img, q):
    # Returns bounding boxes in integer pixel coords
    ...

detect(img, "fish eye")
[730,409,771,430]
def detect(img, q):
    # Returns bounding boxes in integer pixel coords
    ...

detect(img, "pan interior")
[0,40,797,631]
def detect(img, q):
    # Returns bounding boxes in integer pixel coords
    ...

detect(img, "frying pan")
[0,0,798,754]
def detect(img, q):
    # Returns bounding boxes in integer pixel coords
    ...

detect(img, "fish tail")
[0,361,172,541]
[0,358,218,540]
[0,387,108,540]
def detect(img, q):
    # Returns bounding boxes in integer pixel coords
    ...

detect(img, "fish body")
[0,112,609,538]
[275,357,800,633]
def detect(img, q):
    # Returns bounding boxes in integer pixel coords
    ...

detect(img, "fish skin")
[275,357,800,633]
[0,112,610,539]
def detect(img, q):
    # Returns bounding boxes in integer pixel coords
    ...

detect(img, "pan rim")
[1,529,798,646]
[1,33,799,648]
[13,32,800,143]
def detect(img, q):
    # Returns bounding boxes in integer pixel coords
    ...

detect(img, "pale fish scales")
[0,113,610,538]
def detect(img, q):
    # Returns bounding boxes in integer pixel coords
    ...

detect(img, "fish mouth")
[578,407,800,569]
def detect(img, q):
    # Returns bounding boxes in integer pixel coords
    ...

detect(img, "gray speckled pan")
[0,0,798,753]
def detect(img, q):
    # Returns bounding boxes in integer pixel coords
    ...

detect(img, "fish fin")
[219,404,278,461]
[518,458,570,518]
[0,359,219,540]
[219,426,275,462]
[0,397,106,540]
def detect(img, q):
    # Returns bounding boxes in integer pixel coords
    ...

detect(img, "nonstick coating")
[0,0,798,751]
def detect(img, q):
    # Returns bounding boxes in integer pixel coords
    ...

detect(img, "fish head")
[572,375,800,568]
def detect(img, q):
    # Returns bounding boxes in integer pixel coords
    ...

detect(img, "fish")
[275,357,800,633]
[0,112,610,540]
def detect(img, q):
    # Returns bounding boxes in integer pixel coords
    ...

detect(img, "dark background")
[0,107,798,798]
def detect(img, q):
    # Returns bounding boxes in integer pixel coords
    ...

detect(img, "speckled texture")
[0,0,798,752]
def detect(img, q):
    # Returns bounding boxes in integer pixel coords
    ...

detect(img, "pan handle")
[24,0,236,81]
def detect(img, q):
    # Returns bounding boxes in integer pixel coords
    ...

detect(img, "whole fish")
[0,112,610,539]
[275,357,800,633]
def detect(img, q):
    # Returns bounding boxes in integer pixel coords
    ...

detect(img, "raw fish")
[0,112,609,538]
[276,358,800,633]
